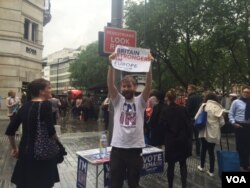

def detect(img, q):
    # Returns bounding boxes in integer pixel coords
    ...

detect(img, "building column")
[28,22,32,41]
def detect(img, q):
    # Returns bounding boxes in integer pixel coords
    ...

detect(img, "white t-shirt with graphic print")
[111,93,146,148]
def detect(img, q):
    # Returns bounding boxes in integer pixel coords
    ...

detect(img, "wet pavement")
[0,117,237,188]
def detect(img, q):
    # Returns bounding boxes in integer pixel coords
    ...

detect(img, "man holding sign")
[108,46,153,188]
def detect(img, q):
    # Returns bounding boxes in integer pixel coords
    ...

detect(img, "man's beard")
[122,91,134,100]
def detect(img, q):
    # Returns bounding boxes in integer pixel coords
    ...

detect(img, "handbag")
[34,102,59,160]
[194,105,207,130]
[56,140,67,163]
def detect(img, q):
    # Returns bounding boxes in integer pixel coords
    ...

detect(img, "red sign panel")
[104,27,137,54]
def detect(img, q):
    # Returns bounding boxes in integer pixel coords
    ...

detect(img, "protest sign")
[111,45,151,72]
[141,152,164,176]
[84,153,110,164]
[77,156,88,188]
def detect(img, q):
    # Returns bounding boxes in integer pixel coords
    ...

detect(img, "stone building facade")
[44,47,84,95]
[0,0,51,118]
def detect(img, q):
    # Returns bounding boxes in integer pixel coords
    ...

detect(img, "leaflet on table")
[76,149,99,156]
[143,145,163,154]
[76,147,112,157]
[84,152,110,164]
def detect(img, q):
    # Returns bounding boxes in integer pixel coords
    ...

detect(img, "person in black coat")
[186,84,203,156]
[5,78,60,188]
[160,89,192,188]
[147,90,165,147]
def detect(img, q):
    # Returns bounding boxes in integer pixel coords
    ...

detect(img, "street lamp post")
[56,58,62,95]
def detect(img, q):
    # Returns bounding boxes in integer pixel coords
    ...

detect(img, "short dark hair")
[188,84,197,91]
[166,89,176,103]
[27,78,50,99]
[150,89,164,102]
[204,92,219,103]
[242,86,250,91]
[8,90,13,97]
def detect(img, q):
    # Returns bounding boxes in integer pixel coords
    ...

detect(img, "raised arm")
[141,54,153,101]
[107,53,118,100]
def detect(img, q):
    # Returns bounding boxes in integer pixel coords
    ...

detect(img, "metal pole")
[56,58,62,95]
[144,0,147,47]
[96,165,98,188]
[57,60,59,95]
[111,0,123,28]
[108,0,124,145]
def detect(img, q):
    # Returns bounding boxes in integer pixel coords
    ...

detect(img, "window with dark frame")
[23,18,38,43]
[24,19,29,39]
[31,23,38,42]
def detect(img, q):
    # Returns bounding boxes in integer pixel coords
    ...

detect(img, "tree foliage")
[125,0,250,92]
[69,42,108,89]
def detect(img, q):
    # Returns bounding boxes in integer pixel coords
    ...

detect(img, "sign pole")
[111,0,123,28]
[108,0,124,145]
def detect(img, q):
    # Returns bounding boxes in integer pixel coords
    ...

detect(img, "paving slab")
[0,119,236,188]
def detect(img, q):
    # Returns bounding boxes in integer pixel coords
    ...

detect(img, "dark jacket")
[160,103,192,162]
[186,92,203,119]
[5,101,59,187]
[148,102,165,146]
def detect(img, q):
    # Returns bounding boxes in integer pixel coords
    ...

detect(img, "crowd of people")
[107,52,250,187]
[70,94,98,121]
[3,51,250,188]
